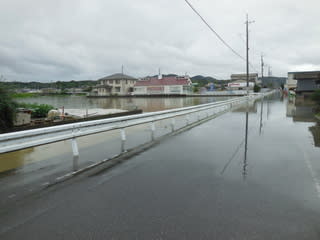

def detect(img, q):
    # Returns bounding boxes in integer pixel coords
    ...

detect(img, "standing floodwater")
[16,95,232,112]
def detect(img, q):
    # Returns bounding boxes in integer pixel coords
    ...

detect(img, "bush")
[0,85,17,131]
[253,84,261,93]
[17,103,55,118]
[311,89,320,105]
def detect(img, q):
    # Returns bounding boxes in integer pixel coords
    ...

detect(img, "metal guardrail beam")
[0,93,274,155]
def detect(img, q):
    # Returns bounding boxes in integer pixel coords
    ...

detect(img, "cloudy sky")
[0,0,319,82]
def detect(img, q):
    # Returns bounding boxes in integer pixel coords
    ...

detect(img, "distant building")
[228,80,254,90]
[287,71,320,94]
[40,88,60,94]
[65,88,86,94]
[91,73,137,96]
[134,75,193,95]
[260,77,287,88]
[230,73,259,84]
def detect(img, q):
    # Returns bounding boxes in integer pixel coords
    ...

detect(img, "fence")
[0,93,272,174]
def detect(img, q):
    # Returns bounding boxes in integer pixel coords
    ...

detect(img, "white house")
[91,73,137,96]
[134,75,193,95]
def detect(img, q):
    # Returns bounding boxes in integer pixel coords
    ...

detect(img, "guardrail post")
[120,128,126,153]
[151,122,156,141]
[71,138,79,171]
[171,118,175,132]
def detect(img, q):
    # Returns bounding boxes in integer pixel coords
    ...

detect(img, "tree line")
[1,80,98,90]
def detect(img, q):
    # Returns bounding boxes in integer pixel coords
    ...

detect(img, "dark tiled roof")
[288,71,320,74]
[293,72,320,80]
[98,73,137,81]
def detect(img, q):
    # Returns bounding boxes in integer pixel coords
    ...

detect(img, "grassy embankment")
[10,92,40,98]
[11,92,86,98]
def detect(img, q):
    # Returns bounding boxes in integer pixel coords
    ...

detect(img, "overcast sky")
[0,0,319,82]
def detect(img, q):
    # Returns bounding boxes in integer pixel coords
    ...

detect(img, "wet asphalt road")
[1,97,320,239]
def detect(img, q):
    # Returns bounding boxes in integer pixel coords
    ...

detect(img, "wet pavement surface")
[1,96,320,239]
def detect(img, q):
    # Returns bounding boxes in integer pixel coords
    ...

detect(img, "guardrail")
[0,92,273,171]
[202,90,249,95]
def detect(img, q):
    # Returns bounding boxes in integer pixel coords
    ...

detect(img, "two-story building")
[133,75,193,95]
[287,71,320,95]
[91,73,137,96]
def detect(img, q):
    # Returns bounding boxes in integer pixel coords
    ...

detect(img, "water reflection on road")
[0,148,34,175]
[286,96,320,147]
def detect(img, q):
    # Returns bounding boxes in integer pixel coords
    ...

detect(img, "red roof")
[135,76,191,86]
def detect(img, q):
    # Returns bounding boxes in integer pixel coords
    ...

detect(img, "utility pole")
[261,54,264,80]
[245,14,254,95]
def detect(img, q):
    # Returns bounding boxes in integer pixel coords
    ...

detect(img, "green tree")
[0,85,17,132]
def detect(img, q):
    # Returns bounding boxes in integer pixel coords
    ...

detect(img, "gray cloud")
[0,0,319,82]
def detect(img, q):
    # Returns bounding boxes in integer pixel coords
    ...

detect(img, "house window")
[115,87,121,92]
[109,80,113,84]
[116,80,120,84]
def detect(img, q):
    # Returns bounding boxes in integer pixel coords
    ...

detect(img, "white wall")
[286,73,297,89]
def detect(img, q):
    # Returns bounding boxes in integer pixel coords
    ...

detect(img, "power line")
[184,0,246,61]
[185,0,261,74]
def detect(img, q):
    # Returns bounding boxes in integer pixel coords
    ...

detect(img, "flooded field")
[16,95,232,112]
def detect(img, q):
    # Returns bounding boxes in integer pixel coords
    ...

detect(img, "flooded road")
[1,94,320,239]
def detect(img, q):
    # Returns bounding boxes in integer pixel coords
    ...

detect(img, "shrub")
[253,84,261,93]
[0,85,17,131]
[17,103,55,118]
[311,89,320,105]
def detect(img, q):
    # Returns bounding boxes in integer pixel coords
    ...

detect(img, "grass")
[11,92,40,98]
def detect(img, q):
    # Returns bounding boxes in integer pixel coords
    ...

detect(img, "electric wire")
[185,0,260,73]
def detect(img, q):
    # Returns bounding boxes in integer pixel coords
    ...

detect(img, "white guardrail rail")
[0,92,274,171]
